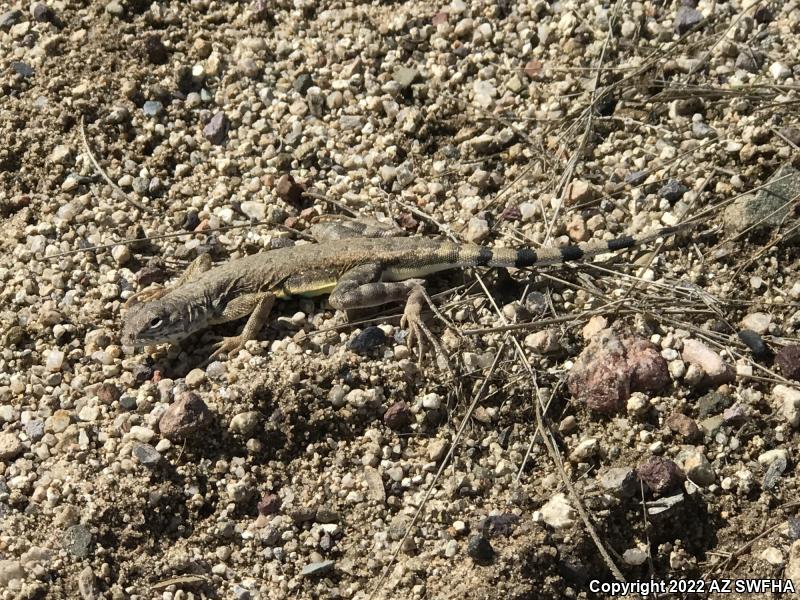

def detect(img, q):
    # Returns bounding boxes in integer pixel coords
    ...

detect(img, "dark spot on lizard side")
[606,236,635,251]
[476,247,493,266]
[515,248,538,267]
[560,245,584,261]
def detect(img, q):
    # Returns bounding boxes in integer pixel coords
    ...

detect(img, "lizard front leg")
[209,292,276,359]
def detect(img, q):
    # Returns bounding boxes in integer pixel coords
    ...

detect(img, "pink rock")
[384,401,412,430]
[637,456,685,495]
[158,392,211,440]
[568,328,669,414]
[432,11,448,25]
[626,338,670,391]
[665,413,701,442]
[681,339,734,384]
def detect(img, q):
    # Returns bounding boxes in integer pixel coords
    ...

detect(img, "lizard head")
[121,300,190,347]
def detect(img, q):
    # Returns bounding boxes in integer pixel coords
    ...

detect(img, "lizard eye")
[148,317,163,329]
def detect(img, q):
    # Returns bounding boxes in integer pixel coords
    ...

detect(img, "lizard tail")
[479,222,693,268]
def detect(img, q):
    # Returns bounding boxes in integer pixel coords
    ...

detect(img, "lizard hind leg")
[329,266,452,371]
[400,285,453,373]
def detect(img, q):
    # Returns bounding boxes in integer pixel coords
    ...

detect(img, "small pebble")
[63,525,92,558]
[204,111,229,145]
[774,385,800,428]
[770,62,791,80]
[659,179,688,202]
[257,493,281,515]
[665,413,701,442]
[229,411,260,437]
[741,312,771,334]
[384,401,412,430]
[623,548,648,566]
[466,534,494,563]
[674,6,703,35]
[681,339,733,383]
[539,493,575,529]
[598,467,637,498]
[301,560,334,577]
[738,330,769,359]
[347,327,386,354]
[775,346,800,381]
[159,392,212,439]
[0,432,24,461]
[142,101,163,117]
[637,456,685,495]
[132,443,162,466]
[761,547,784,566]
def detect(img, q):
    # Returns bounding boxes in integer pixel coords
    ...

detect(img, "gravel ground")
[2,0,800,598]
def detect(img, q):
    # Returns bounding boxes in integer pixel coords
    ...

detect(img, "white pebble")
[770,62,791,80]
[420,393,441,410]
[45,350,65,372]
[111,245,131,266]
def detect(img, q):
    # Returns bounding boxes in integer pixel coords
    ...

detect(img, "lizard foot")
[209,335,246,360]
[401,287,452,373]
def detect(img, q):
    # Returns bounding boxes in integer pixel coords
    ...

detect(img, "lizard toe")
[401,306,452,372]
[210,336,245,360]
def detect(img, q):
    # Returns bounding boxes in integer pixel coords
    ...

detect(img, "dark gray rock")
[624,170,648,186]
[659,179,688,202]
[696,391,732,418]
[646,492,684,519]
[735,50,765,73]
[203,111,229,145]
[763,454,787,490]
[0,10,22,29]
[294,73,314,94]
[674,6,704,35]
[301,560,334,577]
[673,97,704,116]
[467,534,494,564]
[64,524,92,558]
[692,122,716,139]
[31,3,54,22]
[348,326,386,354]
[289,506,316,524]
[480,513,519,537]
[142,34,169,65]
[233,585,251,600]
[723,165,800,239]
[25,420,45,442]
[133,443,162,466]
[315,507,340,524]
[11,62,34,78]
[738,330,770,359]
[598,467,637,498]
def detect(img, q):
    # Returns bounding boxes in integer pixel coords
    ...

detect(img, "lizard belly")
[284,276,339,298]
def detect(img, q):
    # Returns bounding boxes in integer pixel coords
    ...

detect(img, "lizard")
[120,220,689,361]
